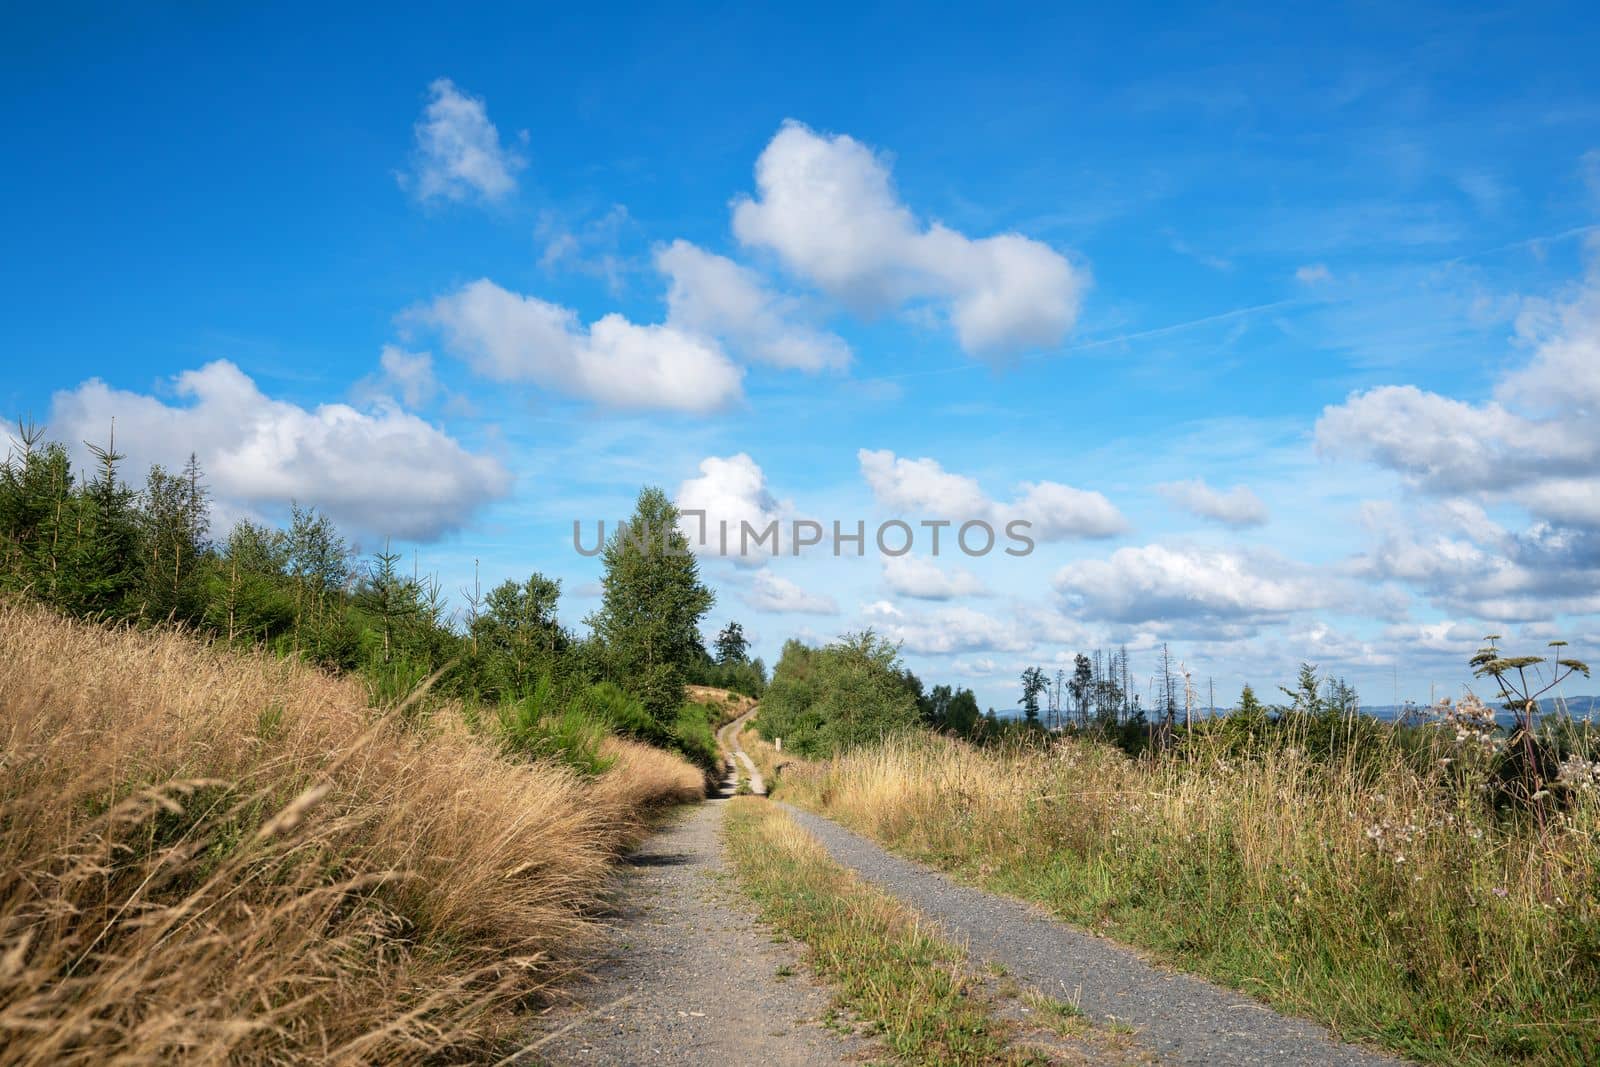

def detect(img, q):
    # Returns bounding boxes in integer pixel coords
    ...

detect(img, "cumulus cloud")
[744,568,838,615]
[656,240,851,371]
[1380,619,1486,658]
[1295,263,1333,285]
[422,278,743,412]
[675,453,789,562]
[1352,500,1600,620]
[1156,478,1269,527]
[868,603,1032,655]
[732,121,1086,358]
[858,448,1125,540]
[1006,480,1129,539]
[403,78,525,204]
[1053,544,1332,629]
[882,555,987,599]
[951,656,998,677]
[1316,258,1600,530]
[49,361,509,541]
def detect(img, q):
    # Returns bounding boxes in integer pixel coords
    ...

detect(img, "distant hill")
[1020,695,1600,727]
[1363,695,1598,726]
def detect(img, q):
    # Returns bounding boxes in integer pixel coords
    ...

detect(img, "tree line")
[0,421,761,772]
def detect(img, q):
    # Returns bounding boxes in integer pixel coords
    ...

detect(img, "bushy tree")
[757,632,918,756]
[945,687,981,736]
[585,487,714,726]
[205,520,295,642]
[715,619,749,664]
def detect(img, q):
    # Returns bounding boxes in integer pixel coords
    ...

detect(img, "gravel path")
[782,803,1406,1067]
[523,799,872,1065]
[716,709,766,795]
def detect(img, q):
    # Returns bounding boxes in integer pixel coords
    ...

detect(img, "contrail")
[864,297,1309,383]
[1445,222,1600,265]
[863,217,1600,385]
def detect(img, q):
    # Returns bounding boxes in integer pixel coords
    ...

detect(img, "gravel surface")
[524,799,873,1065]
[717,709,766,795]
[783,803,1407,1067]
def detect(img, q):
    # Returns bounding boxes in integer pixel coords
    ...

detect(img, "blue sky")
[4,2,1599,711]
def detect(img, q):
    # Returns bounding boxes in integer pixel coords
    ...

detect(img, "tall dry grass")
[780,731,1600,1064]
[0,601,702,1065]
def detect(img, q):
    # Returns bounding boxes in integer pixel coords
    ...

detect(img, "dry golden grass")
[738,718,787,787]
[780,732,1600,1064]
[684,685,756,723]
[0,601,702,1065]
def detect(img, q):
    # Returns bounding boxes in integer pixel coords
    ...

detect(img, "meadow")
[777,719,1600,1064]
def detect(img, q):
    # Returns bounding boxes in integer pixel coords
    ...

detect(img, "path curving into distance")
[526,702,1407,1065]
[715,706,765,796]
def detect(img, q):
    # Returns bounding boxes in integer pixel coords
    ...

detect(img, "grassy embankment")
[724,798,1122,1065]
[0,602,704,1064]
[776,731,1600,1065]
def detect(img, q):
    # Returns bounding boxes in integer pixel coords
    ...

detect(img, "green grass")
[724,799,1040,1065]
[777,734,1600,1066]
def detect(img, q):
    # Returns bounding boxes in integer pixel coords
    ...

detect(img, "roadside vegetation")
[0,421,765,777]
[726,799,1112,1065]
[0,422,760,1061]
[0,602,704,1063]
[771,644,1599,1065]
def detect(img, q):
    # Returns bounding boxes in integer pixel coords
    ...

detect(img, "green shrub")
[669,701,720,770]
[570,680,660,740]
[757,631,918,758]
[495,675,616,776]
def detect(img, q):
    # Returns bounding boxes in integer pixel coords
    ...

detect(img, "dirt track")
[525,705,1404,1065]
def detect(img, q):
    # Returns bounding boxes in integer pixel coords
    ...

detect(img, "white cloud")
[1352,500,1600,621]
[1156,478,1269,527]
[1318,258,1600,533]
[1295,263,1333,285]
[732,121,1086,358]
[1054,544,1331,628]
[1380,619,1485,658]
[951,656,998,677]
[403,78,525,204]
[656,240,850,371]
[358,345,438,409]
[858,448,992,518]
[744,568,838,615]
[1006,480,1129,539]
[869,603,1032,655]
[422,278,743,412]
[49,361,509,541]
[675,453,788,562]
[882,555,987,600]
[858,448,1125,540]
